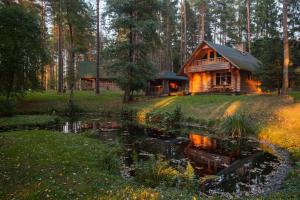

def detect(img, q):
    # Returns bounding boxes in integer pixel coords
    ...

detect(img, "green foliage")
[145,106,183,131]
[0,99,17,117]
[254,0,279,38]
[98,146,121,174]
[0,4,47,99]
[252,38,283,91]
[221,114,257,137]
[120,106,138,127]
[135,155,197,190]
[135,156,180,187]
[64,99,83,117]
[104,0,161,102]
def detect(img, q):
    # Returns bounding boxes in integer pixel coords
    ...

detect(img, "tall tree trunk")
[180,0,187,67]
[67,22,75,110]
[282,0,289,95]
[95,0,100,94]
[68,22,75,90]
[246,0,251,53]
[123,11,135,103]
[57,0,63,94]
[40,0,46,90]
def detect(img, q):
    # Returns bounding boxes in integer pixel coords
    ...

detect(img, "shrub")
[135,156,180,187]
[0,100,16,117]
[134,156,197,190]
[221,114,257,137]
[120,106,138,126]
[145,106,183,131]
[98,145,121,174]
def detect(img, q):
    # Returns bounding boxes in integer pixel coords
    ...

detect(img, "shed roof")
[156,71,188,81]
[183,40,262,72]
[77,61,114,79]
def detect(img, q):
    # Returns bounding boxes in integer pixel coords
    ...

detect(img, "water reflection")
[57,120,280,194]
[62,120,120,133]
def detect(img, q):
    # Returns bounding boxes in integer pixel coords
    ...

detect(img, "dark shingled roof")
[157,71,188,81]
[77,61,114,79]
[184,40,262,72]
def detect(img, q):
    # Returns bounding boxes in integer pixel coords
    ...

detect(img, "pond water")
[0,118,281,195]
[58,118,280,195]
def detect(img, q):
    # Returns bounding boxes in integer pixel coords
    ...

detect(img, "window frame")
[215,72,232,86]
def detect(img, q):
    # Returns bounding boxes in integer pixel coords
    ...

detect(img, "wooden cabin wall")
[189,72,212,93]
[240,70,257,93]
[231,68,241,92]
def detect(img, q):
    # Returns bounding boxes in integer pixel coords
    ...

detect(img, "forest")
[0,0,299,101]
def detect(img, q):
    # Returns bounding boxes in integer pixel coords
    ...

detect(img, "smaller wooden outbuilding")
[147,71,188,96]
[76,61,119,91]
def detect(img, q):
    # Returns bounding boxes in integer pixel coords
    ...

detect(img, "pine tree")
[95,0,100,94]
[282,0,289,95]
[105,0,161,102]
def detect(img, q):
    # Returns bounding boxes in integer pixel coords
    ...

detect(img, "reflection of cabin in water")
[180,41,262,94]
[147,71,188,96]
[76,61,119,91]
[185,134,240,174]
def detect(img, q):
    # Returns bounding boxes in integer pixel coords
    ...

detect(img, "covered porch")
[147,71,188,96]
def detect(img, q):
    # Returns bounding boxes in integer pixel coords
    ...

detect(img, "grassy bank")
[16,90,123,114]
[0,115,60,128]
[0,130,197,199]
[1,91,300,199]
[132,94,294,124]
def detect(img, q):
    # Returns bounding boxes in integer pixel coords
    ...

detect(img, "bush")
[145,106,183,131]
[120,106,138,126]
[0,100,16,117]
[98,145,121,174]
[134,155,197,190]
[221,114,257,137]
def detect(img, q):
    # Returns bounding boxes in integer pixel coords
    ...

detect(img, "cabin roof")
[183,40,262,72]
[156,71,188,81]
[77,61,115,79]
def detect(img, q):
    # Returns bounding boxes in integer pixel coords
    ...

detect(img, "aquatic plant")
[98,145,121,174]
[221,113,257,137]
[120,106,138,126]
[134,156,197,190]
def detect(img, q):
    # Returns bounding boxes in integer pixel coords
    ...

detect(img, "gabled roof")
[183,40,262,72]
[77,61,115,79]
[156,71,188,81]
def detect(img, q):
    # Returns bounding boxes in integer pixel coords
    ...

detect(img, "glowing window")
[216,72,231,86]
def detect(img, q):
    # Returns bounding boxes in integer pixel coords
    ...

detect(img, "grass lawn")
[16,90,123,114]
[0,130,197,200]
[132,94,294,124]
[0,115,60,127]
[1,91,300,199]
[290,91,300,102]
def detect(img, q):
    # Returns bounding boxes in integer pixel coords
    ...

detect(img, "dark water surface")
[58,119,280,194]
[1,118,280,195]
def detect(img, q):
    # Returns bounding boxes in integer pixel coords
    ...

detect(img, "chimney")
[234,43,247,54]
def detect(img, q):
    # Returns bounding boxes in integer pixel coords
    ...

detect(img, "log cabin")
[180,41,262,94]
[76,61,119,91]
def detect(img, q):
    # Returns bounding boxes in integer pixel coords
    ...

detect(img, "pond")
[58,118,281,196]
[0,117,282,196]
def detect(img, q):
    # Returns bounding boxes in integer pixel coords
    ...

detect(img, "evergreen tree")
[105,0,161,102]
[0,4,47,100]
[254,0,279,38]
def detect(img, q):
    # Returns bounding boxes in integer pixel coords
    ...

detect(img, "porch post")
[162,79,170,95]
